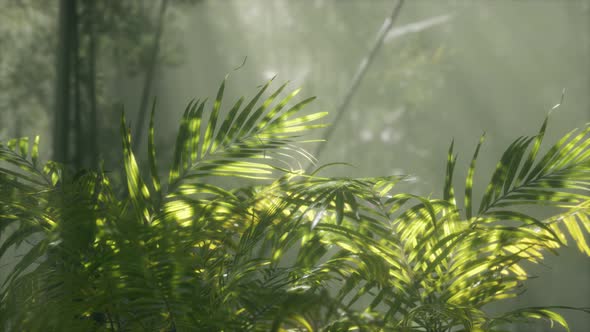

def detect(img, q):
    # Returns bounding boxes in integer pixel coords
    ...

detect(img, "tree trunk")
[72,1,83,169]
[133,0,169,153]
[87,0,99,168]
[53,0,76,164]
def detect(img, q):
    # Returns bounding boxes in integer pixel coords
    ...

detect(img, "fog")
[1,1,589,330]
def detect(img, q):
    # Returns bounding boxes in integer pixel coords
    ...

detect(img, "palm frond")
[3,78,590,331]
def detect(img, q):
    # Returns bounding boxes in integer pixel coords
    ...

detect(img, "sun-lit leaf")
[443,139,457,204]
[121,111,152,224]
[3,79,590,332]
[148,100,161,201]
[31,136,39,168]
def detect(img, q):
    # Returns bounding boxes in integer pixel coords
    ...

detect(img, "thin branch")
[307,0,405,173]
[384,14,452,43]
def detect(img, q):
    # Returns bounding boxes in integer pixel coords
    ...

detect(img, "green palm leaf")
[3,78,590,331]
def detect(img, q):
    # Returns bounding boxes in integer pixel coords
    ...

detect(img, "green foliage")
[1,79,590,331]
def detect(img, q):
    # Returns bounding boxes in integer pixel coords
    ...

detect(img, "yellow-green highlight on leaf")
[148,100,161,200]
[120,111,152,224]
[257,87,301,131]
[31,136,39,168]
[443,139,457,204]
[203,78,225,156]
[18,137,28,157]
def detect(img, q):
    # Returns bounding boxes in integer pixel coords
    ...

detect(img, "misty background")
[1,0,589,330]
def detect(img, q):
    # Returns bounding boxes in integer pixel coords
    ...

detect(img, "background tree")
[1,0,201,169]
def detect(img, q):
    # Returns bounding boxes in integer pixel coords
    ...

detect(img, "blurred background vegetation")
[1,0,589,330]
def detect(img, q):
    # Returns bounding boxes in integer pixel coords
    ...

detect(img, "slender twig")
[383,14,452,43]
[133,0,169,153]
[307,0,405,173]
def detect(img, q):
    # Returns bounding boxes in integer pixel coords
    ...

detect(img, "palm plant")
[1,78,589,331]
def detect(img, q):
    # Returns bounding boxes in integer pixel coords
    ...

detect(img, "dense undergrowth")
[1,78,590,331]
